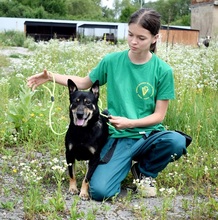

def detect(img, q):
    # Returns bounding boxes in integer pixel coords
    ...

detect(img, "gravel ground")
[0,148,198,220]
[0,47,32,57]
[0,168,197,220]
[1,166,215,220]
[0,47,217,220]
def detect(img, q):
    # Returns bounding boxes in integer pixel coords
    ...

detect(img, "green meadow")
[0,32,217,219]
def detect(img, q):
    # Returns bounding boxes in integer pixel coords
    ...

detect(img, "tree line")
[0,0,191,25]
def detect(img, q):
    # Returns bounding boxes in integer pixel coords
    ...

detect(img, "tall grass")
[0,30,27,47]
[0,38,217,219]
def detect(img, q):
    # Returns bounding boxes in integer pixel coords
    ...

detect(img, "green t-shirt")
[89,50,175,139]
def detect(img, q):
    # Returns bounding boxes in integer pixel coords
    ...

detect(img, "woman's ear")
[153,34,159,44]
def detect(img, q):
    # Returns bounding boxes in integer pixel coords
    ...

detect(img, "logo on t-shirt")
[136,82,154,99]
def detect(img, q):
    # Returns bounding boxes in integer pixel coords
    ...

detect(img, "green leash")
[43,72,68,136]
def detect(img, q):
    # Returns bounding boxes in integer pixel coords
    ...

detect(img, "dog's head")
[67,79,100,127]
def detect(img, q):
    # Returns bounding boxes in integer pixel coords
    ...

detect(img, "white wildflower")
[159,188,166,192]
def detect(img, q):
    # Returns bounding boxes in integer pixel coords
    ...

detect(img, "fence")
[159,29,199,47]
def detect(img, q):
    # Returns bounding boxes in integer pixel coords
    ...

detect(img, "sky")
[101,0,157,9]
[101,0,114,8]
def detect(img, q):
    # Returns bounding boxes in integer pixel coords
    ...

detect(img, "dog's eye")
[72,99,80,104]
[71,99,80,108]
[85,99,91,105]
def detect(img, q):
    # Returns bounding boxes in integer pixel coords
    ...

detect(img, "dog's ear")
[68,79,78,94]
[90,80,99,99]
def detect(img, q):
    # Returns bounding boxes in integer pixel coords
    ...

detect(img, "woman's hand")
[109,115,132,130]
[27,69,50,90]
[109,100,169,130]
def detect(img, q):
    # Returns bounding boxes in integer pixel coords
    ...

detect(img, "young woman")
[27,8,187,201]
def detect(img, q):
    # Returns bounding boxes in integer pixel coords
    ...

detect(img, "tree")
[101,6,116,21]
[42,0,67,16]
[66,0,102,20]
[131,0,145,8]
[33,6,49,19]
[0,0,191,24]
[148,0,191,26]
[119,5,138,22]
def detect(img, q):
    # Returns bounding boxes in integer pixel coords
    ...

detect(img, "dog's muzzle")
[74,110,91,127]
[76,112,86,126]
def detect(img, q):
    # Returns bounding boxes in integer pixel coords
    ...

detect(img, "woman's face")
[127,23,158,54]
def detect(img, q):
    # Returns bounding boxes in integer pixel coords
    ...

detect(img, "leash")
[98,98,114,129]
[42,72,68,136]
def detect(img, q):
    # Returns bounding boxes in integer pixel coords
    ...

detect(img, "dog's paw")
[69,187,79,195]
[79,191,90,200]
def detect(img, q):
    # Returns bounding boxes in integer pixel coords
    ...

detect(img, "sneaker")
[131,162,157,197]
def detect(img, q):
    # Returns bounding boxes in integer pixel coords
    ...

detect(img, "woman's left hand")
[109,115,132,130]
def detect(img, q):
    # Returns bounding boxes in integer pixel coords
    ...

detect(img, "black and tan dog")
[65,79,108,200]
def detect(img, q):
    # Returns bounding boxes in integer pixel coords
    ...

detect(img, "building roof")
[24,21,77,27]
[161,25,199,31]
[78,24,118,29]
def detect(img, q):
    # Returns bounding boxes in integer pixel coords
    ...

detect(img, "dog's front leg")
[67,157,79,195]
[79,157,99,200]
[80,177,90,200]
[79,162,90,200]
[69,177,79,195]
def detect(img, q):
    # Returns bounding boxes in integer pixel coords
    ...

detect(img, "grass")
[0,54,10,68]
[0,30,26,47]
[0,33,217,219]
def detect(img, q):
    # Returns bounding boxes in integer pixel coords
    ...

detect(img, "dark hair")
[128,8,161,53]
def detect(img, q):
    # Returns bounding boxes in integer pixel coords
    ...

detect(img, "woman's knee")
[167,131,187,159]
[89,179,119,201]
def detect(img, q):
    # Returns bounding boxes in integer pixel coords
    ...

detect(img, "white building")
[0,17,128,41]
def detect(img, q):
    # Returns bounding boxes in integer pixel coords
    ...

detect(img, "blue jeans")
[89,131,187,201]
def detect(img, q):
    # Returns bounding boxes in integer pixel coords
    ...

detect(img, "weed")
[1,201,15,211]
[0,54,10,68]
[23,183,48,218]
[70,196,85,219]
